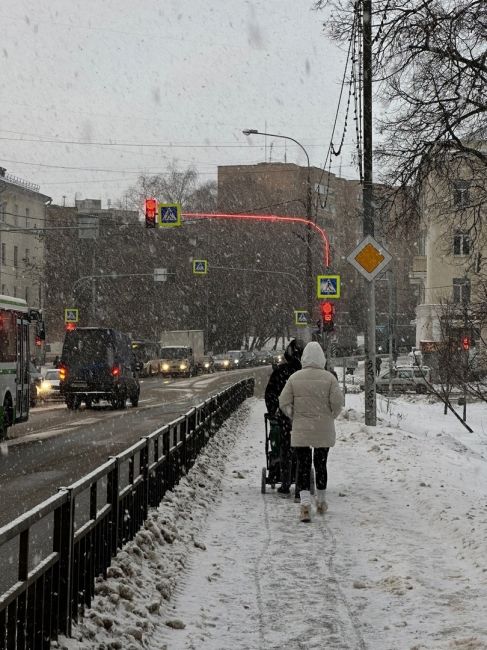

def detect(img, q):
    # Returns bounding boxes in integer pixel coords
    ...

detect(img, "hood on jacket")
[301,342,326,369]
[284,338,304,369]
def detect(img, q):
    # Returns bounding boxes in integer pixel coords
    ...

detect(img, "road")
[0,367,270,528]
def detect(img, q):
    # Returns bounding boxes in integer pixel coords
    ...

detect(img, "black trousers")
[295,447,330,493]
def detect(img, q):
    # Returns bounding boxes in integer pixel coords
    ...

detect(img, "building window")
[314,183,325,195]
[13,286,17,298]
[453,180,470,207]
[25,207,30,227]
[0,204,6,223]
[453,278,470,304]
[25,248,30,263]
[453,232,470,256]
[13,246,18,267]
[25,287,29,303]
[1,285,5,295]
[13,204,18,226]
[1,244,5,266]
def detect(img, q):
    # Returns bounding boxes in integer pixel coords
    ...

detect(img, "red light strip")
[182,212,331,267]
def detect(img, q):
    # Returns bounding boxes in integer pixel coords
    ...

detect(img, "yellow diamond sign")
[354,243,384,273]
[346,235,392,281]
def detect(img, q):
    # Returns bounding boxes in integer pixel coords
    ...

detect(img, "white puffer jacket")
[279,342,344,448]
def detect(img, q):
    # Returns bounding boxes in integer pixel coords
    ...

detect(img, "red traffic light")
[144,198,158,228]
[462,336,470,351]
[35,336,42,347]
[321,301,334,322]
[321,301,335,332]
[65,322,77,332]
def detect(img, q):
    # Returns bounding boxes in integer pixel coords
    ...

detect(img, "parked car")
[36,369,61,402]
[60,327,140,410]
[29,362,42,407]
[198,355,215,374]
[362,365,431,394]
[213,354,231,371]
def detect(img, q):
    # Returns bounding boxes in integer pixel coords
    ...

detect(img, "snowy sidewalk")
[65,395,487,650]
[160,397,487,650]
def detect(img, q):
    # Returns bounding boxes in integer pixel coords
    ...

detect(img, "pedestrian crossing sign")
[158,203,181,228]
[294,310,309,326]
[64,308,79,323]
[193,260,208,275]
[316,274,340,299]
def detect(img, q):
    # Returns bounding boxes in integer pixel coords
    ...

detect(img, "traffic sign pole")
[362,0,376,426]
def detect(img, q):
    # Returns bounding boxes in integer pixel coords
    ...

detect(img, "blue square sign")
[316,274,340,299]
[158,204,181,228]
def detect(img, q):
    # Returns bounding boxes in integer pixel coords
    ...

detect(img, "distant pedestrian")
[264,339,304,494]
[279,342,344,523]
[376,356,382,376]
[53,355,60,368]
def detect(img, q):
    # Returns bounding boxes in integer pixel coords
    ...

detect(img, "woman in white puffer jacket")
[279,341,344,522]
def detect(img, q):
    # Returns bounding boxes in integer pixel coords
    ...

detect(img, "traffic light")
[321,301,335,332]
[462,336,470,351]
[65,322,77,332]
[144,198,158,228]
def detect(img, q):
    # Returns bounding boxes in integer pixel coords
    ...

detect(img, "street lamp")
[242,128,315,333]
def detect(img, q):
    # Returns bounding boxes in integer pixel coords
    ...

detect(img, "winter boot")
[316,489,328,514]
[300,490,311,522]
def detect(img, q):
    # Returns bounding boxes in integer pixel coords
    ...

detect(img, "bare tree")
[315,0,487,245]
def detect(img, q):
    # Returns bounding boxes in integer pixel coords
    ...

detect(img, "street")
[0,367,270,528]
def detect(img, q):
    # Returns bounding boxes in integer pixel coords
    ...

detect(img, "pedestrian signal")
[462,336,470,351]
[321,301,335,332]
[144,198,158,228]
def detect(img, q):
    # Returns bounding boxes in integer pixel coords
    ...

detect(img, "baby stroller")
[261,413,315,495]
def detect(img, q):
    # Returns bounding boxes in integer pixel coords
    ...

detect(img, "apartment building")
[0,168,51,308]
[218,162,419,352]
[412,144,487,351]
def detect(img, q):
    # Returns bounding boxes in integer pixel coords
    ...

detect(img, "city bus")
[0,295,44,439]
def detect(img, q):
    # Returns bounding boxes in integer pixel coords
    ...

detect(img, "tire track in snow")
[253,492,272,650]
[318,518,367,650]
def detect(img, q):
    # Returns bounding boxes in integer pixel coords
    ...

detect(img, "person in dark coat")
[376,356,382,376]
[264,339,304,494]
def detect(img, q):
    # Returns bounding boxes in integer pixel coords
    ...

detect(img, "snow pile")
[58,400,253,650]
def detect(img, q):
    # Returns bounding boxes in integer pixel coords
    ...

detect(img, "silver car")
[376,365,431,394]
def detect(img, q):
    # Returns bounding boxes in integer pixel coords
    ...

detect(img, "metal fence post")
[140,438,149,522]
[53,488,74,637]
[107,459,120,556]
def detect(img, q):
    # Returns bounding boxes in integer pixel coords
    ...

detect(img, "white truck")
[159,330,205,377]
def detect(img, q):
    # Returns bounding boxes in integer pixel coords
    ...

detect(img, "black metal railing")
[0,378,254,649]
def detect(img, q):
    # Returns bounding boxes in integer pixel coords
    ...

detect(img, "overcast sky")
[1,0,356,205]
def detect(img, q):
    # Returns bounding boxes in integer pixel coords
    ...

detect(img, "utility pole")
[388,270,394,398]
[363,0,377,425]
[305,166,314,341]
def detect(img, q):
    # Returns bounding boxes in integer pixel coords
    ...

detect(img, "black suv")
[60,327,140,410]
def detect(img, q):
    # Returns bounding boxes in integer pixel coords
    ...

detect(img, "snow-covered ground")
[61,393,487,650]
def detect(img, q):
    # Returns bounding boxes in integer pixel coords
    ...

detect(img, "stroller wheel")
[261,467,267,494]
[310,467,316,496]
